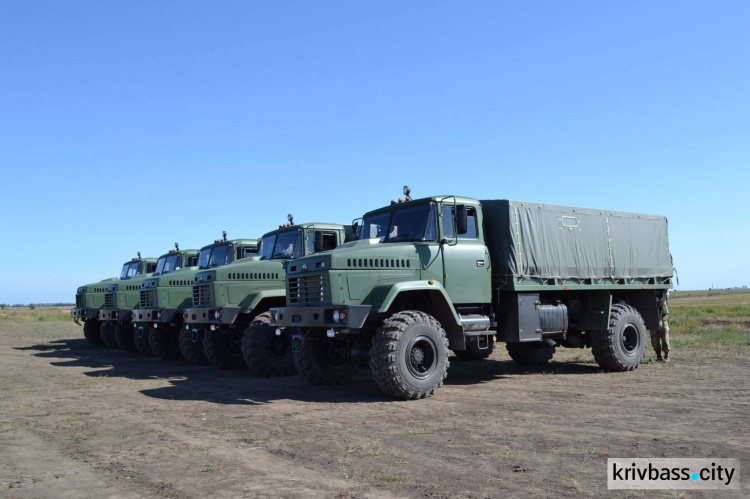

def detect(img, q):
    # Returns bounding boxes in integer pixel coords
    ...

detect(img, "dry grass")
[0,306,73,323]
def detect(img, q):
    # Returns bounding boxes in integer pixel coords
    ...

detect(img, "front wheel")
[179,327,211,365]
[83,320,104,347]
[370,311,450,400]
[592,303,646,371]
[134,323,155,357]
[242,312,296,377]
[115,323,138,353]
[149,326,184,360]
[99,322,119,349]
[293,329,358,385]
[204,330,247,370]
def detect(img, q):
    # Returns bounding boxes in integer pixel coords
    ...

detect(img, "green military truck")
[134,233,260,362]
[130,244,200,358]
[270,189,673,400]
[99,252,159,350]
[72,254,157,347]
[184,217,355,374]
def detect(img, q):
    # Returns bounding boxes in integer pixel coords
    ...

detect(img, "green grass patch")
[667,290,750,350]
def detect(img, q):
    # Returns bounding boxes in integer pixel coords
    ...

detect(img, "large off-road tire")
[370,311,450,400]
[454,337,495,361]
[134,323,155,357]
[506,339,557,366]
[99,322,119,349]
[115,323,138,353]
[592,303,647,371]
[83,320,104,347]
[204,330,247,370]
[149,326,184,360]
[179,327,211,365]
[293,329,358,385]
[242,313,296,377]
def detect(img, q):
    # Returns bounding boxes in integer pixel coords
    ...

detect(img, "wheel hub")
[411,347,426,366]
[621,323,639,355]
[269,334,289,357]
[406,335,437,379]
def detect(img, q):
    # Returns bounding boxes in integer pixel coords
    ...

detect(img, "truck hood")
[287,241,422,275]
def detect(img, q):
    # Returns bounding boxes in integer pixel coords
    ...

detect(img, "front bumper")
[269,305,371,330]
[70,307,99,320]
[132,308,181,324]
[182,307,241,325]
[99,308,132,322]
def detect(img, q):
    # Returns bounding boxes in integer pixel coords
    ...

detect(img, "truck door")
[441,205,491,305]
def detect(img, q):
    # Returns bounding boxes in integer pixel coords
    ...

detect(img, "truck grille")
[76,294,85,307]
[104,292,115,309]
[193,283,213,307]
[288,274,326,304]
[140,288,156,308]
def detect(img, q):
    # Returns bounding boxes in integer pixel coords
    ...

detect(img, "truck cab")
[122,245,200,356]
[97,254,158,348]
[183,220,355,373]
[131,234,259,359]
[73,255,156,347]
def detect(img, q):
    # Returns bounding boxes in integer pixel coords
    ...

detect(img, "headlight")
[333,310,340,323]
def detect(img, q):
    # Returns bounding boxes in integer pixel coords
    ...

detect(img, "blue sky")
[1,1,748,303]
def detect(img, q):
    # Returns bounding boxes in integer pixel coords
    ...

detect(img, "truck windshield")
[198,244,233,269]
[362,203,437,243]
[119,261,141,280]
[154,253,181,276]
[259,230,303,260]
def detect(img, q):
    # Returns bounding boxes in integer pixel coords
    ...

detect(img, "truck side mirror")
[314,231,325,253]
[456,205,468,235]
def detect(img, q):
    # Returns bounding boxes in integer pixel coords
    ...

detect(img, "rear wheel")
[592,304,646,371]
[115,324,138,353]
[149,326,184,360]
[293,329,358,385]
[134,323,155,357]
[506,339,556,366]
[99,322,119,349]
[83,320,104,347]
[179,326,211,365]
[242,312,296,377]
[370,311,450,400]
[204,330,247,370]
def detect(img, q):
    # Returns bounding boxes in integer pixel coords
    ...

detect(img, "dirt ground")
[1,316,747,498]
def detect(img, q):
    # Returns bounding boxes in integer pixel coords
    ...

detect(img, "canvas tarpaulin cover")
[480,200,672,288]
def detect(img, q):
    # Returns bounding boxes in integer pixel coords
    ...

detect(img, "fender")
[241,288,287,314]
[364,280,465,350]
